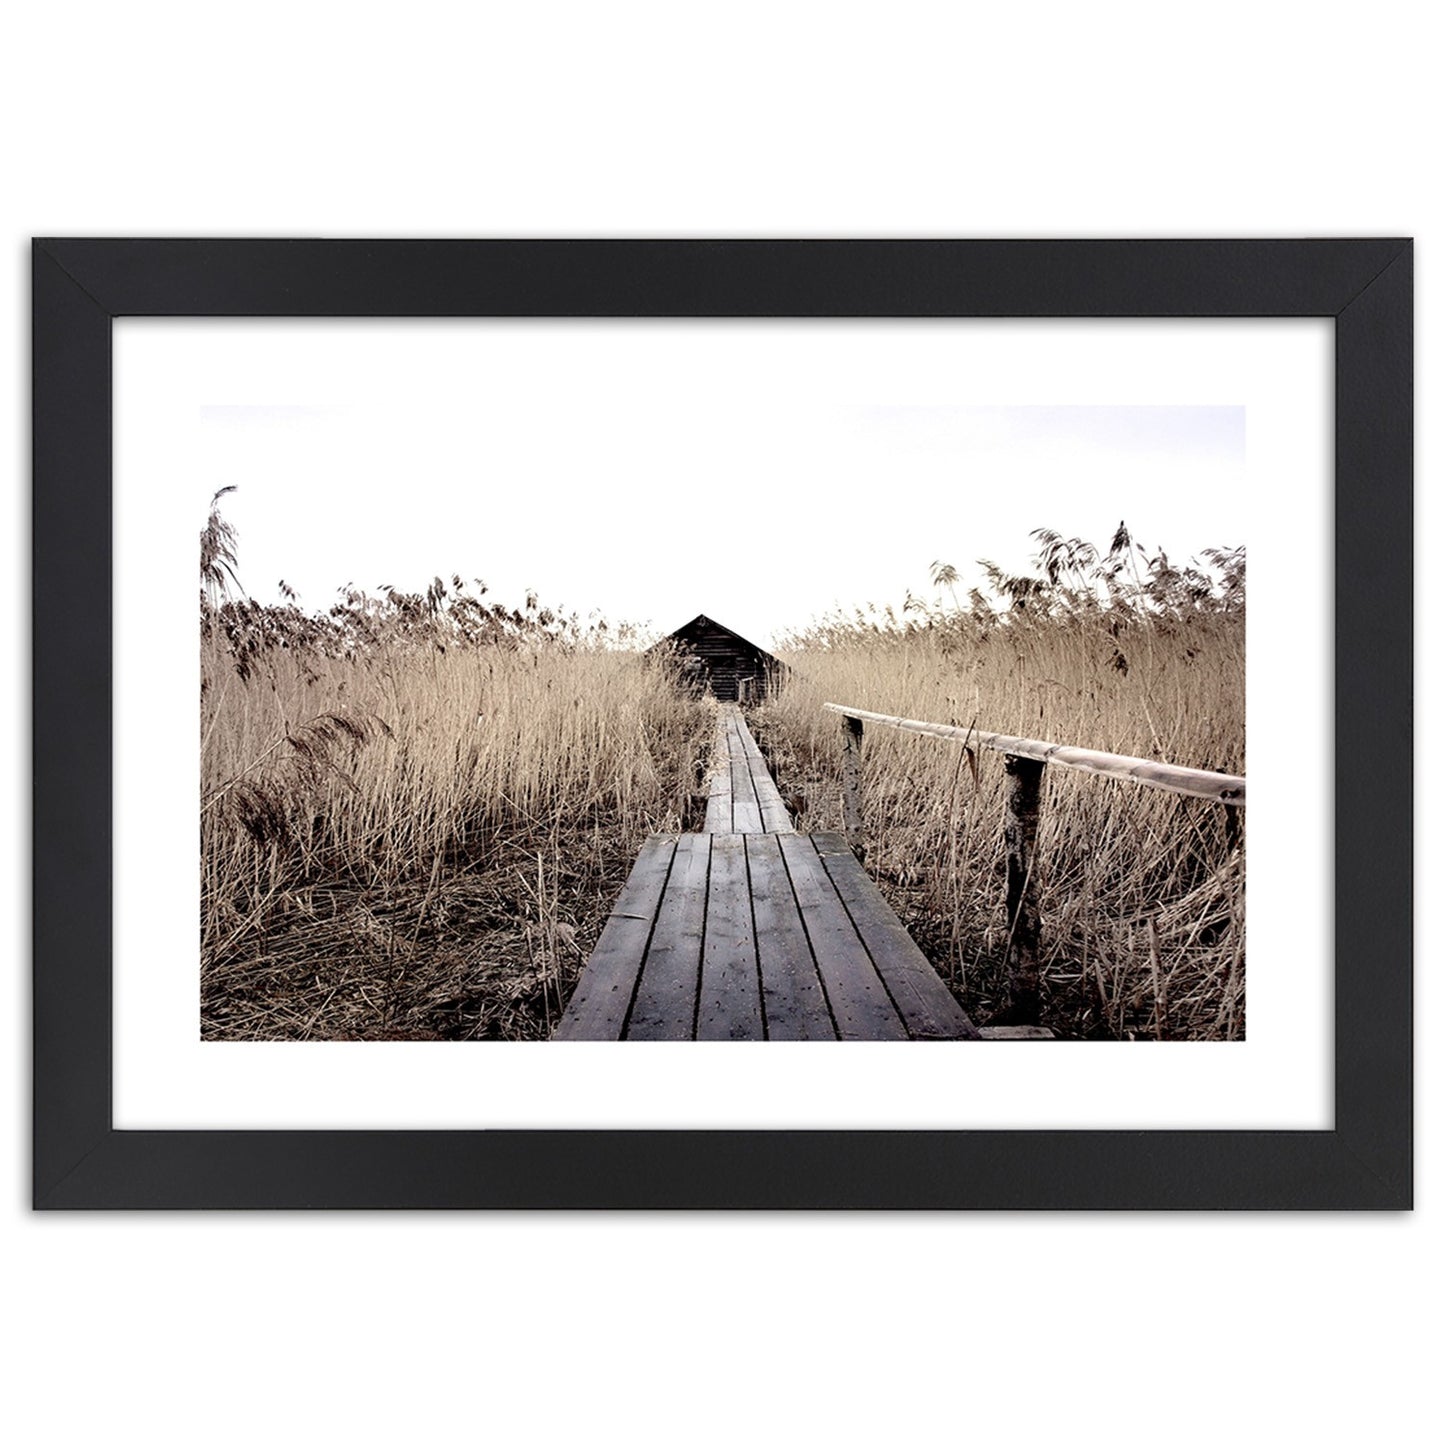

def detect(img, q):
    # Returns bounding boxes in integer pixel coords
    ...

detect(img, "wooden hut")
[652,614,783,703]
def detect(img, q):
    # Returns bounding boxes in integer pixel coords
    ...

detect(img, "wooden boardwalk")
[556,705,979,1042]
[704,703,795,835]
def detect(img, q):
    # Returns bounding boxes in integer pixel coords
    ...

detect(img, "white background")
[2,5,1435,1443]
[115,320,1329,1131]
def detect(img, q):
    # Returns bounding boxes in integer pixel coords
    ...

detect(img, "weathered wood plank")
[554,835,677,1040]
[813,832,980,1040]
[697,833,764,1039]
[730,706,795,833]
[729,749,765,833]
[704,752,733,832]
[703,791,732,833]
[756,794,796,834]
[745,751,794,832]
[778,834,907,1041]
[626,833,711,1039]
[734,721,767,763]
[746,835,835,1039]
[734,715,772,772]
[702,712,735,833]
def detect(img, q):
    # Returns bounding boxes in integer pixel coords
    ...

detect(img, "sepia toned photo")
[198,339,1245,1045]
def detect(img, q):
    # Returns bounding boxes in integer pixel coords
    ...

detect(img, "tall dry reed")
[201,570,712,1040]
[752,531,1245,1039]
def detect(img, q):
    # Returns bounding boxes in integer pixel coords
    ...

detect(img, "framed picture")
[33,238,1411,1208]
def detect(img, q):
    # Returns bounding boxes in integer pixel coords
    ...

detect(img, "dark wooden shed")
[652,614,783,703]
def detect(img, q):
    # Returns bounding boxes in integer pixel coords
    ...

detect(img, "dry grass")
[750,536,1245,1039]
[201,585,712,1040]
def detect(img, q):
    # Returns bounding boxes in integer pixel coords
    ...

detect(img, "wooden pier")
[703,702,796,835]
[556,705,979,1041]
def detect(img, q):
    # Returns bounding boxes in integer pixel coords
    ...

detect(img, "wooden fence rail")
[823,705,1246,805]
[824,702,1246,1025]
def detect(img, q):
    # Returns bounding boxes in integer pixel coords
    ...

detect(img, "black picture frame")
[32,238,1412,1210]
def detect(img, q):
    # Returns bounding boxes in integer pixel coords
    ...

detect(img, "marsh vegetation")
[200,493,712,1040]
[752,526,1245,1039]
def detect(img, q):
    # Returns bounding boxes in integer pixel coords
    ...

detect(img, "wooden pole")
[1001,753,1044,1025]
[822,703,1245,806]
[841,714,865,858]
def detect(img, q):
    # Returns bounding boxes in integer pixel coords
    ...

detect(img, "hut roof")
[648,614,784,701]
[651,613,778,661]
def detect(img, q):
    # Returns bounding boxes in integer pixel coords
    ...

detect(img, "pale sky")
[192,324,1247,650]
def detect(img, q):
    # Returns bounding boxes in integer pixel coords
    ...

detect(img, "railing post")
[840,714,865,859]
[1001,752,1044,1025]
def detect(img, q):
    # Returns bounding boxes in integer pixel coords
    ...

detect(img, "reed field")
[750,528,1246,1040]
[200,498,713,1039]
[201,491,1244,1043]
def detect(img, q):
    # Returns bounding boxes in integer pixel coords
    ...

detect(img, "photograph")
[195,334,1247,1047]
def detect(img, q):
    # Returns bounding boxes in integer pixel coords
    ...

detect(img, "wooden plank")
[746,835,835,1040]
[704,751,732,832]
[554,836,677,1040]
[704,705,794,833]
[756,793,796,834]
[703,789,731,833]
[729,748,764,832]
[978,1024,1055,1040]
[734,718,765,759]
[732,709,795,833]
[813,832,980,1040]
[754,782,794,832]
[822,703,1246,805]
[696,834,764,1039]
[702,712,734,833]
[778,833,907,1040]
[734,717,773,771]
[625,833,711,1039]
[744,745,794,832]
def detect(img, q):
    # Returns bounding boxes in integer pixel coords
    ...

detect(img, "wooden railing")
[823,703,1246,1025]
